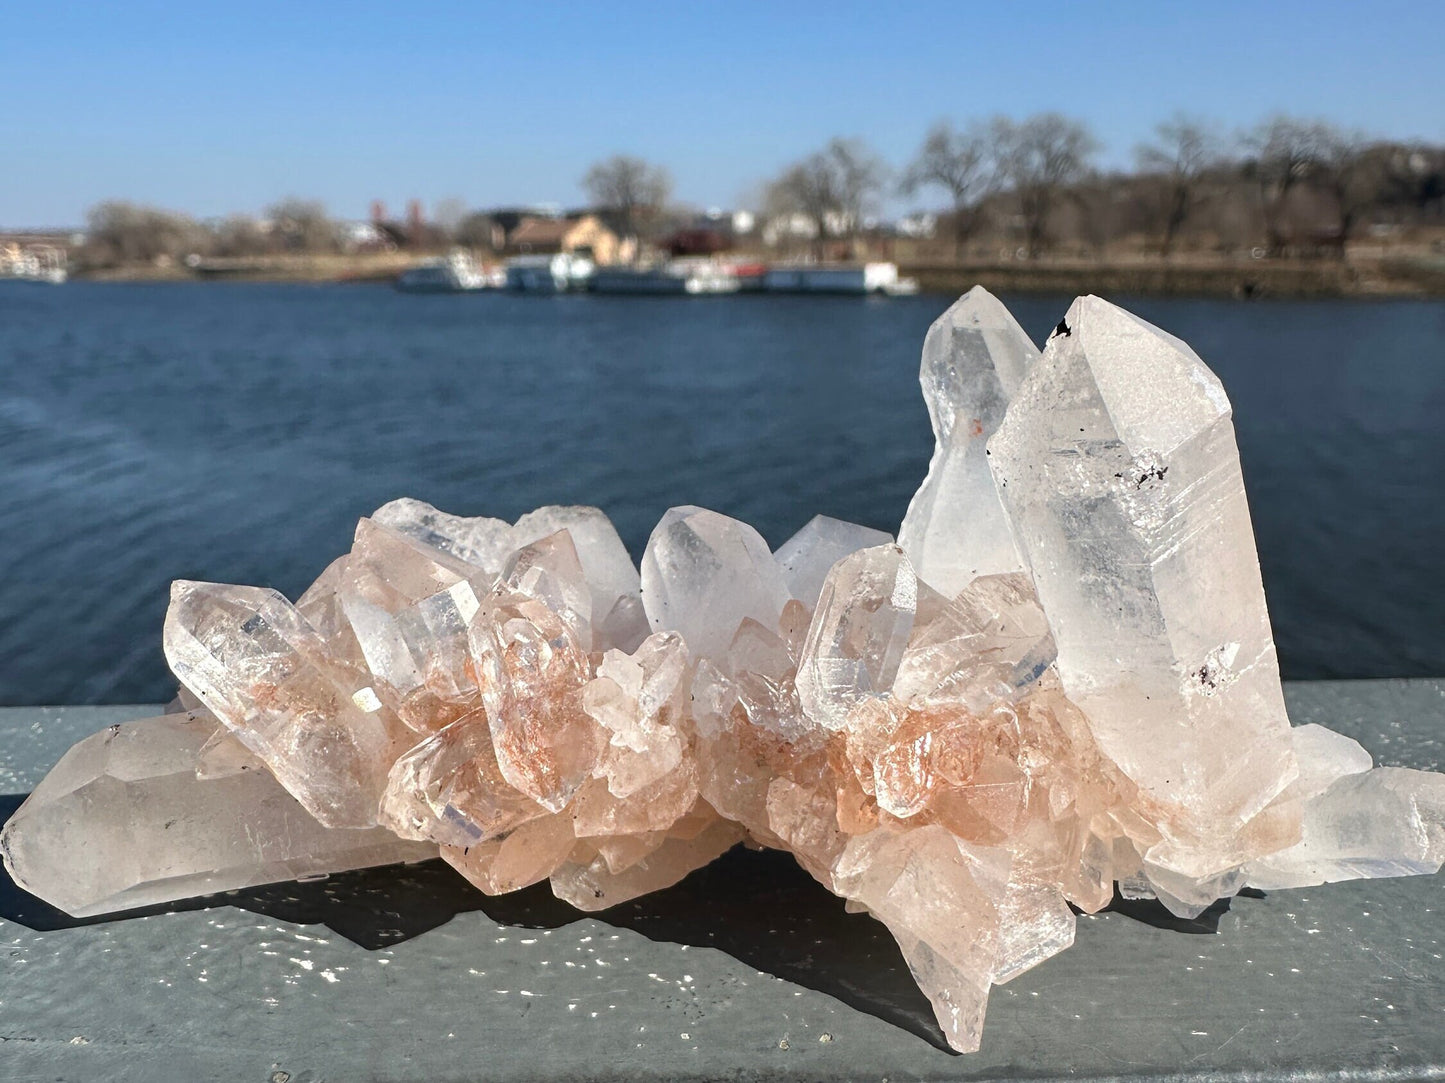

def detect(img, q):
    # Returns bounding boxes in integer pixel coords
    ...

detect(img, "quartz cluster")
[5,288,1443,1054]
[165,502,748,908]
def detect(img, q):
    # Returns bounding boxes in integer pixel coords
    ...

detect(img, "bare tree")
[1314,128,1379,257]
[455,211,502,251]
[992,114,1099,257]
[433,197,469,237]
[765,156,838,255]
[1135,115,1223,256]
[84,202,205,266]
[901,121,995,258]
[828,138,889,243]
[266,198,335,253]
[209,214,270,258]
[581,155,672,246]
[765,138,887,257]
[1244,117,1331,255]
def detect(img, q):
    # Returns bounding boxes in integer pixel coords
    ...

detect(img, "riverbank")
[901,255,1445,299]
[69,251,1445,298]
[79,252,420,284]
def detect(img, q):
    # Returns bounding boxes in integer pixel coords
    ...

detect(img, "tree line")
[83,198,340,267]
[769,114,1444,260]
[77,113,1444,268]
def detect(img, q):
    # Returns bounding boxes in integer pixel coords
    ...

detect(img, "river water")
[0,282,1440,704]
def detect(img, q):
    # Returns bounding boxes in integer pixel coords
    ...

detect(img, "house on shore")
[506,213,629,265]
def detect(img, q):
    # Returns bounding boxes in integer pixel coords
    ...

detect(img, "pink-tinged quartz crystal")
[4,289,1442,1055]
[167,503,733,909]
[0,711,433,917]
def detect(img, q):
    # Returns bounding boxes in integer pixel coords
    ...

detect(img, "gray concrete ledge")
[2,679,1443,1082]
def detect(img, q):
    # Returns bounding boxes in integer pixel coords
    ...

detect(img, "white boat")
[1,243,67,284]
[591,258,740,296]
[505,252,594,293]
[395,250,490,293]
[763,261,915,296]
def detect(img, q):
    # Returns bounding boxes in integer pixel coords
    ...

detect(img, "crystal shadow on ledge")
[0,791,1247,1055]
[0,791,941,1048]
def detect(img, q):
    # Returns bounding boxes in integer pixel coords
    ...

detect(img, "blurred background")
[1,2,1442,704]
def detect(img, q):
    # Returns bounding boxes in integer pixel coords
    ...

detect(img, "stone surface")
[5,291,1443,1060]
[5,687,1441,1083]
[0,711,433,917]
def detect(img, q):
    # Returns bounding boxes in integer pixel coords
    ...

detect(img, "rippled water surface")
[0,282,1441,703]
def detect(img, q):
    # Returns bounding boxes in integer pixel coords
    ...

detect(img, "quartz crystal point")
[774,514,894,611]
[474,536,601,811]
[369,499,648,652]
[1244,724,1445,889]
[512,505,650,652]
[9,290,1445,1059]
[0,712,434,917]
[899,286,1040,597]
[164,579,409,828]
[639,505,790,658]
[1244,767,1445,889]
[332,518,488,733]
[795,544,917,731]
[988,295,1299,889]
[371,497,513,571]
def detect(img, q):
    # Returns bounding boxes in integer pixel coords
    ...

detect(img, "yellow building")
[506,214,630,265]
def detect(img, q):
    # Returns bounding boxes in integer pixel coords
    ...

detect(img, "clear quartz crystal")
[369,500,648,652]
[0,713,434,918]
[899,286,1040,597]
[336,519,487,733]
[795,545,917,731]
[511,506,648,651]
[550,816,745,911]
[774,514,894,611]
[988,295,1299,889]
[1245,765,1445,889]
[640,505,790,660]
[370,497,513,573]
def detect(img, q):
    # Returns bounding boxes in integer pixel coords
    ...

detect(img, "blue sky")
[4,0,1442,226]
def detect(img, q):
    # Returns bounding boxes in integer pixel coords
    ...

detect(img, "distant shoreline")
[905,257,1445,300]
[68,252,1445,299]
